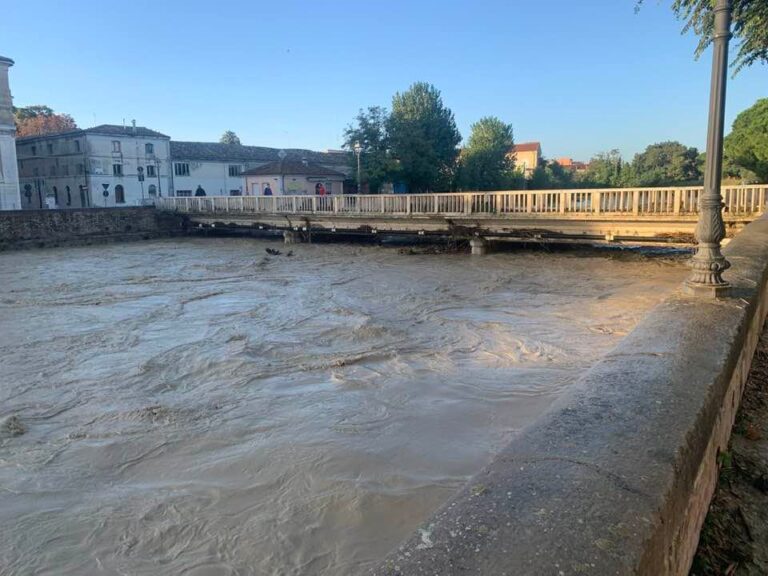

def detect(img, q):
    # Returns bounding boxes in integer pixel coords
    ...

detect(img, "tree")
[528,160,576,190]
[388,82,461,193]
[220,130,241,145]
[724,98,768,182]
[343,106,397,193]
[629,141,702,186]
[638,0,768,72]
[458,117,515,191]
[14,105,77,137]
[577,150,625,188]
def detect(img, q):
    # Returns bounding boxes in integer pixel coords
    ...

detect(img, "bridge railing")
[156,185,768,217]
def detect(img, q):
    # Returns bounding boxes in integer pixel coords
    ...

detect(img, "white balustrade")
[155,185,768,219]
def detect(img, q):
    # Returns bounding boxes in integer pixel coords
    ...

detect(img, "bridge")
[156,184,768,248]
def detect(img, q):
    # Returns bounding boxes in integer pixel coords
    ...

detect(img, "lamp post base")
[684,281,731,299]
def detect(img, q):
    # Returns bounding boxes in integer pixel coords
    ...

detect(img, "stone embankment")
[373,214,768,575]
[0,207,187,250]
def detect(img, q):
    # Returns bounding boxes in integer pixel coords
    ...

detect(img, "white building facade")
[169,141,351,197]
[0,55,20,210]
[243,160,346,196]
[16,125,171,209]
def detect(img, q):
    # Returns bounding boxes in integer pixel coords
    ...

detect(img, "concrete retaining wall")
[0,207,187,250]
[374,214,768,575]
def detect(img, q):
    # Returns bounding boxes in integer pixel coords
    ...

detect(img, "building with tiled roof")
[243,159,347,196]
[508,141,542,177]
[555,157,589,173]
[15,122,354,204]
[16,124,171,143]
[170,141,347,165]
[16,122,172,209]
[168,141,351,197]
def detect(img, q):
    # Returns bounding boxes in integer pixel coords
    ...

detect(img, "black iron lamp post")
[354,141,363,194]
[685,0,732,298]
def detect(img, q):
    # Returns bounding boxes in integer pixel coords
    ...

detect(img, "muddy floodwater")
[0,238,687,575]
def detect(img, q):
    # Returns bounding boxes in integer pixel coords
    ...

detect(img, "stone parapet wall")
[374,215,768,575]
[0,207,186,250]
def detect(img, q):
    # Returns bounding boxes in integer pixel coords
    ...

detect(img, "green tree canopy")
[639,0,768,72]
[528,160,576,190]
[343,106,396,193]
[724,98,768,182]
[219,130,241,145]
[577,150,625,188]
[630,141,702,186]
[458,117,515,191]
[13,105,55,121]
[388,82,461,193]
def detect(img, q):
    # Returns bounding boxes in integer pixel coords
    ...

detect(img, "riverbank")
[0,207,187,251]
[692,323,768,575]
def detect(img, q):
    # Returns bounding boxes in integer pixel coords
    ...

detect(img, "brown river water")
[0,238,687,575]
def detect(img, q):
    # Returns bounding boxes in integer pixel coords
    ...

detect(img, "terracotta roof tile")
[242,159,346,177]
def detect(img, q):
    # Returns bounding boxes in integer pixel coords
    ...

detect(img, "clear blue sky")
[1,0,764,161]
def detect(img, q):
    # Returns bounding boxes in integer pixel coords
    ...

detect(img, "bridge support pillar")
[470,237,489,256]
[283,230,299,244]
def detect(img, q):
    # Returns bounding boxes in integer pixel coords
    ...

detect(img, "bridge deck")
[157,185,768,244]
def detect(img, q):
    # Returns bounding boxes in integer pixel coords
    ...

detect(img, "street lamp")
[354,141,362,194]
[137,166,145,203]
[686,0,732,298]
[278,149,287,195]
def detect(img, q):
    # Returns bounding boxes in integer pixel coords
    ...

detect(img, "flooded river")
[0,238,687,575]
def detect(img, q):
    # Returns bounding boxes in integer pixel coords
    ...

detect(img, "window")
[115,184,125,204]
[228,165,241,177]
[33,167,39,177]
[66,186,71,206]
[77,163,84,175]
[174,163,190,176]
[112,140,121,153]
[31,145,37,156]
[148,184,157,196]
[47,143,54,155]
[79,185,87,207]
[229,189,241,196]
[62,164,69,176]
[145,143,154,155]
[113,164,123,176]
[49,165,57,176]
[53,186,59,204]
[74,140,81,152]
[175,190,192,197]
[146,165,156,177]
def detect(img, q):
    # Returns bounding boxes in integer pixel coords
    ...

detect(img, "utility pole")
[685,0,732,298]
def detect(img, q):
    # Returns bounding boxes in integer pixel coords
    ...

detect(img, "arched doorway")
[115,185,125,204]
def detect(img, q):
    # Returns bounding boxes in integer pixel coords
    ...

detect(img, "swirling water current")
[0,238,687,575]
